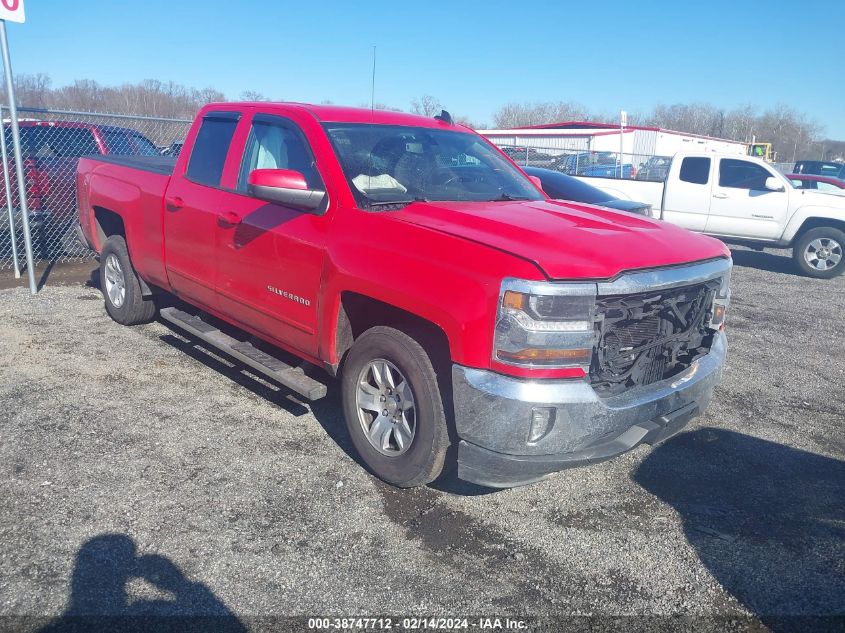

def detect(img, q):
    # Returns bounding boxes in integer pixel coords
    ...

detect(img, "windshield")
[324,123,543,207]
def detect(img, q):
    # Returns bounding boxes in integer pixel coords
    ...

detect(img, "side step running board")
[159,307,327,401]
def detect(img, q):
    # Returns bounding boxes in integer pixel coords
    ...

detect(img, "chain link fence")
[495,143,672,182]
[1,106,191,272]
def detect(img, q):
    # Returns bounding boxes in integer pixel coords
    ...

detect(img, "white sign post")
[619,110,627,179]
[0,0,36,293]
[0,0,25,24]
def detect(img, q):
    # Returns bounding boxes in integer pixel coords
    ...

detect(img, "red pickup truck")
[2,121,159,256]
[76,102,731,488]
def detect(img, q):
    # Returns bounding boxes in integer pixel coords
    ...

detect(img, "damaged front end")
[590,279,724,396]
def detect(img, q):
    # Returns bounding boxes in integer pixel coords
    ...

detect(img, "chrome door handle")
[713,193,729,199]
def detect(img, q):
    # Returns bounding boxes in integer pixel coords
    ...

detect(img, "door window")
[718,159,771,190]
[186,112,240,186]
[238,117,322,191]
[817,181,842,192]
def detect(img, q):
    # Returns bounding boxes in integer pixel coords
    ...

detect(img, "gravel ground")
[0,247,843,632]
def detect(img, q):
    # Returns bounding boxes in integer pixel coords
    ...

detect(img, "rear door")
[212,111,331,358]
[662,156,713,231]
[163,110,240,310]
[705,158,789,239]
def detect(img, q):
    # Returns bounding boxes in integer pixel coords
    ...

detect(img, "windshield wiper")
[366,196,429,208]
[488,192,532,202]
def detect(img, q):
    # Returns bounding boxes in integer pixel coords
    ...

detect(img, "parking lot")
[0,246,843,631]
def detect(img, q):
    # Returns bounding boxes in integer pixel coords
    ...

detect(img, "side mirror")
[528,175,543,190]
[764,176,785,192]
[248,168,326,212]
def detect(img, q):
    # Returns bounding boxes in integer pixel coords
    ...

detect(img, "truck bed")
[85,154,177,176]
[76,154,177,290]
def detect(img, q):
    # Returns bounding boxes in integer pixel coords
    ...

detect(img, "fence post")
[0,104,20,277]
[0,21,36,293]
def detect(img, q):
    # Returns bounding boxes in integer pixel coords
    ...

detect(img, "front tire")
[100,235,157,325]
[341,326,450,488]
[793,227,845,279]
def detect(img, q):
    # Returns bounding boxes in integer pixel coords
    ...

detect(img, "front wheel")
[793,227,845,279]
[341,326,450,488]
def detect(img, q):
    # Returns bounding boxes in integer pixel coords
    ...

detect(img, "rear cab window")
[679,157,710,184]
[186,112,240,187]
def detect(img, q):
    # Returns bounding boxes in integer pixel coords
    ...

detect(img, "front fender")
[781,205,845,244]
[320,209,544,369]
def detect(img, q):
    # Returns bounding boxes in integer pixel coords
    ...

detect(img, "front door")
[214,113,330,359]
[705,158,790,240]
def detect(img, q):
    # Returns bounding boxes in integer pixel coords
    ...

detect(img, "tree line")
[2,75,840,162]
[491,100,840,163]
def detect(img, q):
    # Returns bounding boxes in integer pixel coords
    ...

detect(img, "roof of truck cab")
[5,120,145,134]
[209,102,467,130]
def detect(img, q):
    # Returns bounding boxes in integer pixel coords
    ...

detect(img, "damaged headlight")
[708,269,731,330]
[494,279,596,369]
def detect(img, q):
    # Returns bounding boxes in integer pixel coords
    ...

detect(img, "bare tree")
[0,73,53,108]
[240,90,273,102]
[493,101,589,128]
[357,102,403,112]
[411,94,443,117]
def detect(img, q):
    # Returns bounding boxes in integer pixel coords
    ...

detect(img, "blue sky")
[7,0,845,137]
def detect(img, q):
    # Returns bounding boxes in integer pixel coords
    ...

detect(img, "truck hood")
[393,199,728,280]
[796,189,845,203]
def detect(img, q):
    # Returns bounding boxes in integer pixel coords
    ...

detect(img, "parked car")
[2,120,158,257]
[787,173,845,194]
[792,160,845,182]
[636,156,672,182]
[76,102,731,489]
[523,167,652,216]
[499,146,554,167]
[160,141,184,157]
[576,153,845,278]
[553,152,634,179]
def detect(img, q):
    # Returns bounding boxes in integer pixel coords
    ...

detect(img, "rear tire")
[793,227,845,279]
[341,326,450,488]
[100,235,156,325]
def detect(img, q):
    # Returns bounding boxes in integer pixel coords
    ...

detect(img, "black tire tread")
[100,235,157,325]
[342,325,450,488]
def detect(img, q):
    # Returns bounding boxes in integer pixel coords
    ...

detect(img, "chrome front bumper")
[452,331,727,487]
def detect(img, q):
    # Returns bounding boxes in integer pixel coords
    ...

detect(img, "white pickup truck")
[576,153,845,278]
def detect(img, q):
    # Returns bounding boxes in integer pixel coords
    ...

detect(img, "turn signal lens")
[497,348,591,363]
[502,290,526,311]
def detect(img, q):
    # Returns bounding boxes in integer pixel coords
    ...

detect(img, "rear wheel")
[793,227,845,279]
[341,326,450,488]
[100,235,157,325]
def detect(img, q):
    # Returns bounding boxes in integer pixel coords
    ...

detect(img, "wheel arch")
[331,292,452,378]
[792,216,845,243]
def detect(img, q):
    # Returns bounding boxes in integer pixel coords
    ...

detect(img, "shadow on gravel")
[39,533,245,633]
[729,248,801,277]
[634,428,845,632]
